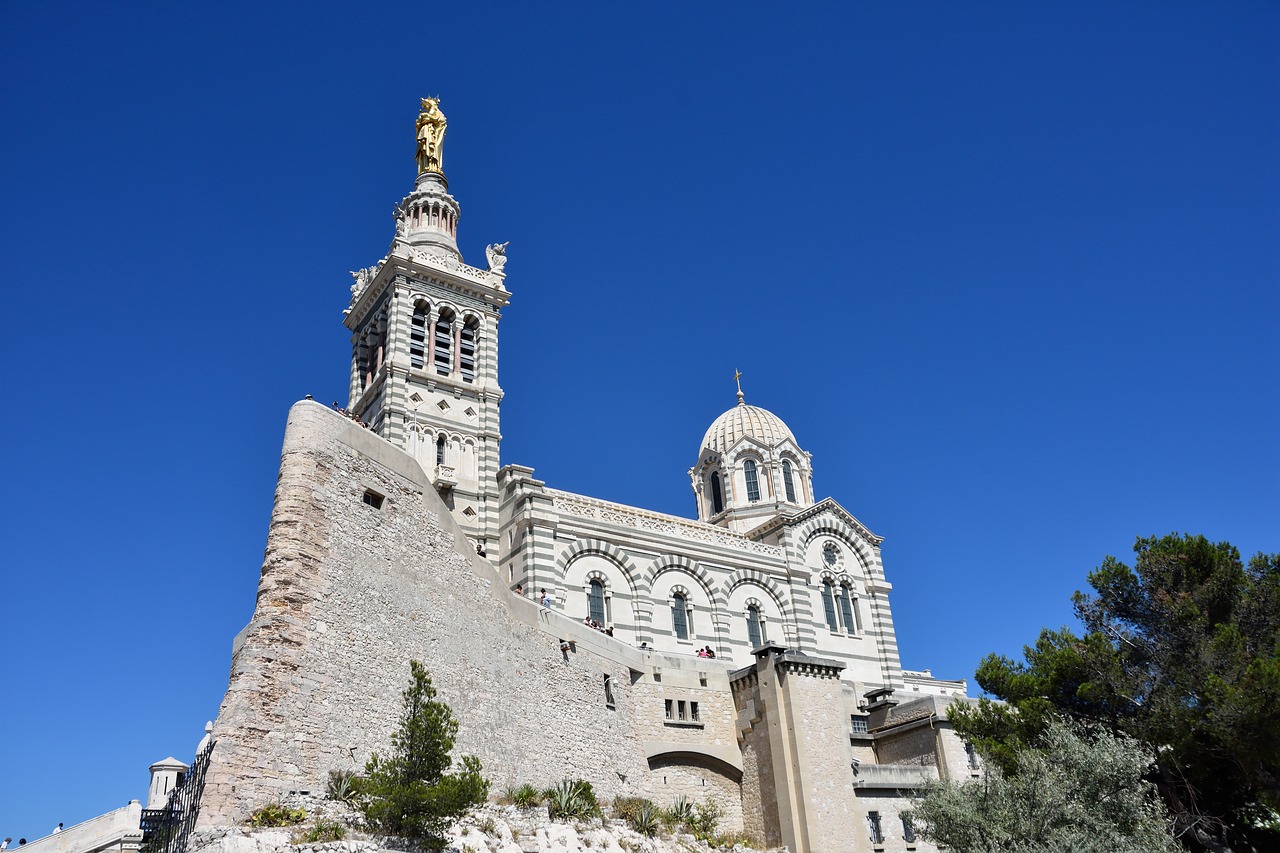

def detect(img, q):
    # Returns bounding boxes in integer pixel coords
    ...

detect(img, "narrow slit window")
[710,472,724,515]
[436,434,446,466]
[362,490,384,509]
[459,320,477,383]
[672,593,689,640]
[822,580,839,632]
[409,304,428,369]
[839,585,856,633]
[747,605,763,649]
[433,312,453,376]
[664,699,673,719]
[603,674,615,709]
[743,459,761,502]
[782,460,796,502]
[588,579,606,625]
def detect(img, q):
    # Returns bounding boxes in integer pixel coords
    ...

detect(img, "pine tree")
[361,660,489,844]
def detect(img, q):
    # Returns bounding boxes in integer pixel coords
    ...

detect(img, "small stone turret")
[147,756,189,809]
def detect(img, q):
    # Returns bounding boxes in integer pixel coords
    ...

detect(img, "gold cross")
[733,369,743,395]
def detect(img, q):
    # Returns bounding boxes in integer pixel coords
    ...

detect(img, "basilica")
[194,100,979,853]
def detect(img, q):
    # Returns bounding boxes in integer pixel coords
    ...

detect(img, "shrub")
[300,820,346,843]
[629,802,661,837]
[477,815,498,835]
[666,795,694,825]
[686,800,721,841]
[246,802,306,827]
[545,779,601,820]
[360,661,490,844]
[498,783,539,808]
[327,769,362,805]
[611,796,656,824]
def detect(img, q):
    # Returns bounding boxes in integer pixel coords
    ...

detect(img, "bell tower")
[343,98,511,555]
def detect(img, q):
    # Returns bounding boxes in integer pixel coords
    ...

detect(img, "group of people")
[328,401,371,429]
[696,646,718,658]
[512,585,555,610]
[2,826,61,849]
[582,617,615,636]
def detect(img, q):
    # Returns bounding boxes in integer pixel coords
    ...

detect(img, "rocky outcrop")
[189,804,776,853]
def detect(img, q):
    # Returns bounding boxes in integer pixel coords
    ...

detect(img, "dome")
[701,395,797,455]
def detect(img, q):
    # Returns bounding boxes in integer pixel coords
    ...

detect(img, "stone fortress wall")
[197,401,746,829]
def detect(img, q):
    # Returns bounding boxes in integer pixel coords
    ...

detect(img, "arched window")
[839,584,858,633]
[672,592,690,640]
[782,460,796,502]
[436,434,447,466]
[744,459,761,502]
[710,472,724,515]
[433,309,454,376]
[821,580,839,632]
[409,303,428,369]
[747,604,763,649]
[459,318,478,383]
[588,579,606,625]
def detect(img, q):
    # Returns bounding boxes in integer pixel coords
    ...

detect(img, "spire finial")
[734,369,745,405]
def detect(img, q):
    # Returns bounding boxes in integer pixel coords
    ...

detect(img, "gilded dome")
[701,396,797,454]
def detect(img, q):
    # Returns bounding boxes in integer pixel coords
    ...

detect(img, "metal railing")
[141,738,214,853]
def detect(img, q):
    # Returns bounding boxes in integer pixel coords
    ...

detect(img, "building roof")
[701,395,797,454]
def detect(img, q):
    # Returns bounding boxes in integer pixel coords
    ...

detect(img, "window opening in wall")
[433,312,453,375]
[710,472,723,515]
[410,305,428,369]
[747,604,763,648]
[699,673,708,687]
[743,459,761,502]
[677,700,687,721]
[459,321,477,383]
[603,674,615,709]
[664,699,673,720]
[821,580,839,632]
[839,585,857,633]
[782,460,796,502]
[362,490,384,509]
[689,701,699,722]
[966,741,980,770]
[588,579,606,625]
[436,434,446,466]
[867,811,884,844]
[653,671,661,683]
[850,715,869,734]
[672,592,689,640]
[901,813,916,843]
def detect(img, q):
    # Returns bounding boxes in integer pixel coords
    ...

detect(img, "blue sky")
[1,0,1276,837]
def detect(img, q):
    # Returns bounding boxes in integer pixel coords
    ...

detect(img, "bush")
[611,796,656,824]
[327,769,362,805]
[545,779,600,820]
[666,795,694,825]
[630,802,661,836]
[686,800,721,841]
[500,783,542,810]
[360,661,490,845]
[300,820,346,842]
[246,802,306,827]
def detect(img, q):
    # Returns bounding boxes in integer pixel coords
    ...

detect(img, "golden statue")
[415,97,447,175]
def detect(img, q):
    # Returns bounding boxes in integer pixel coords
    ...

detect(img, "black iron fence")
[141,737,214,853]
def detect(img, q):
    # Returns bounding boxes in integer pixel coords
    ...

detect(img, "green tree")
[361,660,489,845]
[913,719,1178,853]
[952,535,1280,852]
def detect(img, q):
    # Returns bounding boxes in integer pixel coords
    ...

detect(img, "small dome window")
[744,459,761,503]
